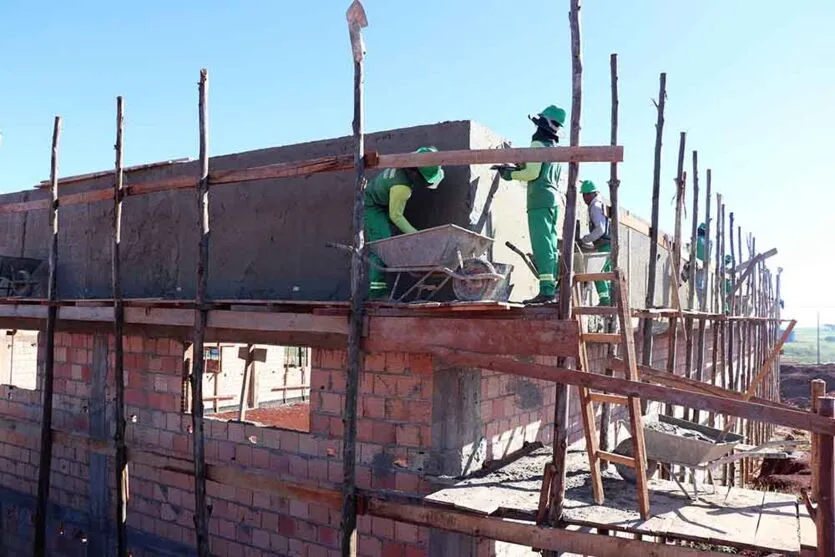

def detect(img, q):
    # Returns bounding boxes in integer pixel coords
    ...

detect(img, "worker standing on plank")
[579,180,612,306]
[498,105,565,304]
[363,146,445,300]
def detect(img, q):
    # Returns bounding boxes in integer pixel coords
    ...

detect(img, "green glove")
[500,168,514,181]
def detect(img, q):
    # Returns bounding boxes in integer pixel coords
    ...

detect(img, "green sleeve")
[510,140,546,182]
[388,185,417,234]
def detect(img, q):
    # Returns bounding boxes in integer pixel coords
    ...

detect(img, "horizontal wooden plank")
[582,332,622,344]
[428,347,835,435]
[596,450,634,467]
[211,154,356,185]
[365,497,730,557]
[573,272,617,283]
[588,392,629,405]
[607,357,797,410]
[366,316,580,357]
[573,307,618,317]
[375,145,623,168]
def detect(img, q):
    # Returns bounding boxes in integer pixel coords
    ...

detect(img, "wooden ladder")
[572,269,651,519]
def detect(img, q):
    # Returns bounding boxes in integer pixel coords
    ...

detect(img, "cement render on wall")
[0,119,693,308]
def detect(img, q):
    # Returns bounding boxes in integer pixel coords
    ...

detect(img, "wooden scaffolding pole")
[341,2,368,555]
[190,68,211,557]
[33,116,62,557]
[548,0,582,531]
[598,52,619,457]
[817,397,835,557]
[692,153,707,424]
[640,72,667,369]
[112,96,129,557]
[813,379,827,503]
[672,132,688,423]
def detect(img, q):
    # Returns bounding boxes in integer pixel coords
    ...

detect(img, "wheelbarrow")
[612,413,798,499]
[331,224,513,303]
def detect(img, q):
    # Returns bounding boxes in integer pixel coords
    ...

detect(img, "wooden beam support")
[818,397,835,557]
[374,145,622,169]
[33,116,62,557]
[731,249,778,296]
[365,497,730,557]
[190,68,211,557]
[813,379,827,503]
[112,96,129,557]
[428,347,835,436]
[341,3,369,556]
[732,248,778,273]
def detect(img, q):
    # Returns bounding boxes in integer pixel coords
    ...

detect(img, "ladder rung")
[574,272,617,283]
[587,392,629,405]
[596,451,635,468]
[582,333,622,344]
[573,306,618,316]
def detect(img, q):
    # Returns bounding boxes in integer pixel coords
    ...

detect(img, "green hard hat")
[415,146,444,189]
[539,105,567,127]
[698,223,707,231]
[725,254,732,264]
[580,180,597,194]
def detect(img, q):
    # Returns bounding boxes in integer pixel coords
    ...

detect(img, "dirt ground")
[780,362,835,408]
[214,402,310,432]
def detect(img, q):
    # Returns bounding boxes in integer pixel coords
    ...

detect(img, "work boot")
[524,293,557,305]
[597,297,611,307]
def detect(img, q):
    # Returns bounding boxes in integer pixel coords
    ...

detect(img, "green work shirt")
[510,139,561,210]
[364,168,420,233]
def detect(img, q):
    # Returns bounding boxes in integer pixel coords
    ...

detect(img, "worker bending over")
[579,180,611,306]
[498,105,565,304]
[364,146,444,300]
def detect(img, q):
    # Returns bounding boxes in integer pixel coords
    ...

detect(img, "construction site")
[0,1,828,556]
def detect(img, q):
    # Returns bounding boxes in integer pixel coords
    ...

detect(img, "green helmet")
[725,254,732,264]
[580,180,597,194]
[698,223,706,232]
[539,105,566,127]
[415,146,444,189]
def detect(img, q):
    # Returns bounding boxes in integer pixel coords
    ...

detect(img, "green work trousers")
[364,204,393,299]
[594,243,612,304]
[527,207,558,297]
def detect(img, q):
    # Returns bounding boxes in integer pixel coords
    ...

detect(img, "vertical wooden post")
[238,344,254,421]
[33,116,62,557]
[548,0,582,531]
[688,151,699,311]
[640,72,667,370]
[812,379,827,503]
[342,2,368,555]
[599,52,620,456]
[668,131,686,424]
[190,68,211,557]
[703,170,712,313]
[112,96,129,557]
[817,396,835,557]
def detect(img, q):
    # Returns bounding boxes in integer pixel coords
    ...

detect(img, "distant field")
[782,326,835,364]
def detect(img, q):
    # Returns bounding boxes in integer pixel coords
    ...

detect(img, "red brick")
[385,399,408,421]
[365,353,386,372]
[328,417,345,438]
[385,352,408,374]
[310,413,330,435]
[395,522,420,544]
[371,421,396,445]
[234,444,252,466]
[308,544,329,557]
[281,431,300,453]
[395,425,421,447]
[320,349,346,370]
[381,541,407,557]
[373,375,397,397]
[299,435,318,456]
[395,472,420,493]
[289,455,308,477]
[404,547,427,557]
[372,472,396,490]
[359,536,382,557]
[362,396,385,419]
[269,453,290,474]
[328,370,347,392]
[395,377,423,399]
[321,392,343,415]
[408,354,433,375]
[406,400,431,424]
[124,389,147,407]
[372,516,395,539]
[308,458,327,482]
[252,448,270,469]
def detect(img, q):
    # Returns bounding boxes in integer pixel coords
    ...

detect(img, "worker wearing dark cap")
[498,105,565,304]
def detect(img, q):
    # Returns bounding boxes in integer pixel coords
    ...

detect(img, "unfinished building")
[0,2,827,557]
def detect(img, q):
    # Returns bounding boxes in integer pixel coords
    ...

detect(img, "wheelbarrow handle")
[325,242,389,272]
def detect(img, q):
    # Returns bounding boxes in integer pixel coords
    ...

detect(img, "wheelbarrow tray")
[642,413,743,468]
[367,224,493,269]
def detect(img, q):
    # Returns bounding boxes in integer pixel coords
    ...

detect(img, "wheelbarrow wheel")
[612,438,659,484]
[452,258,497,301]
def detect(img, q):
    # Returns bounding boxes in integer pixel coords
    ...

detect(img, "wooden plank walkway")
[426,448,803,555]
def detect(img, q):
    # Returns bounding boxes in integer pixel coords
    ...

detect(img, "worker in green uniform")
[695,223,708,308]
[498,105,565,304]
[579,180,612,306]
[363,146,445,300]
[724,254,733,312]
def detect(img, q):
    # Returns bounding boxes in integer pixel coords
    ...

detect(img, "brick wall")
[0,321,750,557]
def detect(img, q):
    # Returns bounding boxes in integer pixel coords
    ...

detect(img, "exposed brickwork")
[0,320,744,556]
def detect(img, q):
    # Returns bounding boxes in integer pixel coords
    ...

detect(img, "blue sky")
[0,0,830,323]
